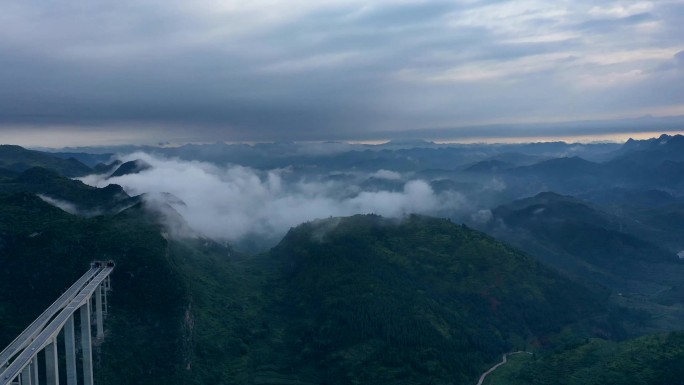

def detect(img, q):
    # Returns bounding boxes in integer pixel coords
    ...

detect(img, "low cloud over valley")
[81,153,466,245]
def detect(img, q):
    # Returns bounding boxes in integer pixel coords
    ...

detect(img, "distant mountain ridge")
[511,156,603,178]
[619,134,684,155]
[0,145,91,177]
[456,134,684,193]
[48,151,114,167]
[483,192,684,330]
[0,167,137,214]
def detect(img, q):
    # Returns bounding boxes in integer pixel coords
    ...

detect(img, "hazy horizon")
[5,123,684,149]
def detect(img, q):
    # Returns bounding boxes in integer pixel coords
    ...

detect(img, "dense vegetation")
[0,168,614,384]
[488,333,684,385]
[484,192,684,333]
[0,145,91,177]
[0,193,188,384]
[257,215,612,384]
[489,192,676,272]
[1,138,684,384]
[0,167,137,213]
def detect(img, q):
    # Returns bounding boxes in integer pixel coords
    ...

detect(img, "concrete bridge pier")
[64,314,77,385]
[95,285,103,340]
[20,364,30,385]
[80,303,93,385]
[45,338,58,385]
[31,359,38,385]
[102,281,108,317]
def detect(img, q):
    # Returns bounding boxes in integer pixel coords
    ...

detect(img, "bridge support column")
[65,314,77,385]
[45,338,59,385]
[32,359,39,385]
[80,303,93,385]
[103,281,108,316]
[20,363,31,385]
[95,284,104,340]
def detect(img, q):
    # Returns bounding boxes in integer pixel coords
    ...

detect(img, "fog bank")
[81,153,465,244]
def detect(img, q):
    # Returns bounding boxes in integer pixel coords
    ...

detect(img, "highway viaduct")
[0,261,114,385]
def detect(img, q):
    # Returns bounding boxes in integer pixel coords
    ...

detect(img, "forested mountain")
[108,159,152,178]
[1,137,684,384]
[0,192,190,384]
[0,167,137,213]
[257,215,610,384]
[0,175,615,384]
[488,332,684,385]
[483,192,684,333]
[0,165,616,384]
[0,145,91,177]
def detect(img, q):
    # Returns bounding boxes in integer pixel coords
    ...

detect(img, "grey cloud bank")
[1,0,683,144]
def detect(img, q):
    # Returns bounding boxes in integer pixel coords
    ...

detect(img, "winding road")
[476,351,533,385]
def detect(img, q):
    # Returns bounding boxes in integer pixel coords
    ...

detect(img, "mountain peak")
[612,133,684,166]
[108,159,151,178]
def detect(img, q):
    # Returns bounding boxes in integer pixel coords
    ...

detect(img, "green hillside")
[0,193,189,384]
[489,332,684,385]
[490,192,675,272]
[0,177,615,385]
[0,156,670,385]
[0,167,138,213]
[0,145,91,177]
[485,192,684,332]
[253,215,612,385]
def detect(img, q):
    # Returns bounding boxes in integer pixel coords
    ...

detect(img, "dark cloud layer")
[1,1,683,145]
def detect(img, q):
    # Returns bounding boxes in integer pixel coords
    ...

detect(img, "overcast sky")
[1,0,683,145]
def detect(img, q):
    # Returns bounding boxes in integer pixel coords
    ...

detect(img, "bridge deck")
[0,266,113,385]
[0,266,102,368]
